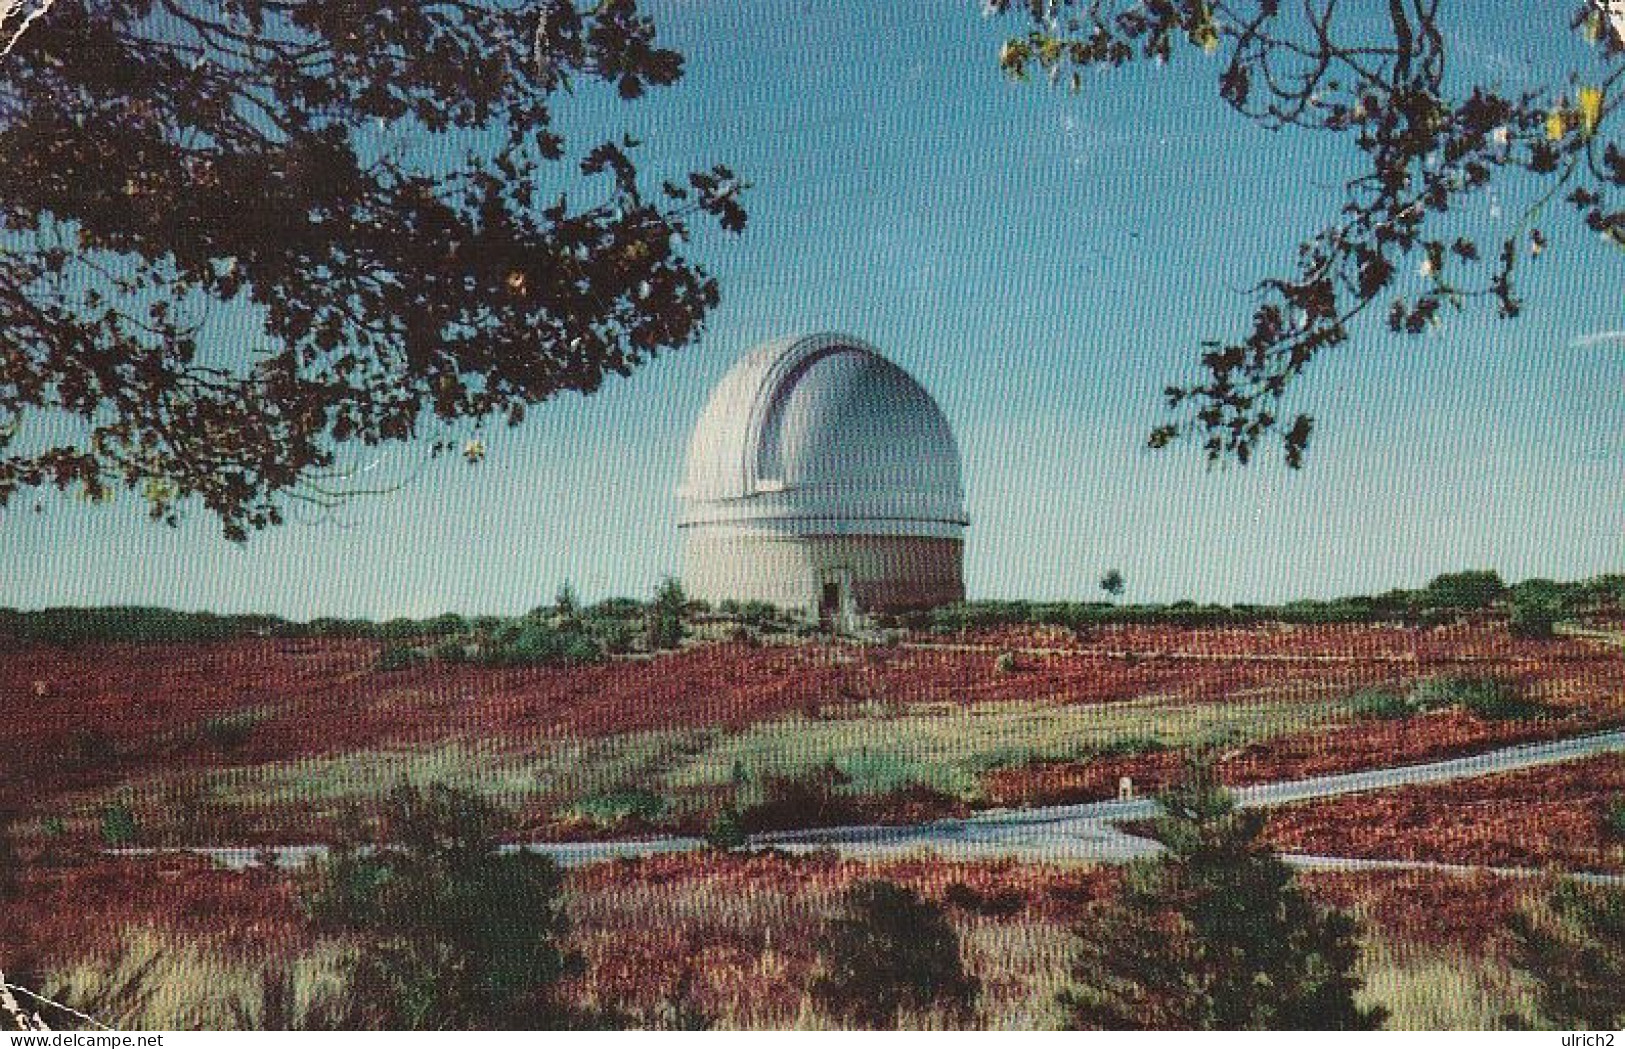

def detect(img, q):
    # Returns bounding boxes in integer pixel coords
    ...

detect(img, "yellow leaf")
[998,40,1021,74]
[1580,86,1604,134]
[1190,4,1219,54]
[1545,107,1567,141]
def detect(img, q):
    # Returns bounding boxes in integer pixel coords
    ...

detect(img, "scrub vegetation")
[7,581,1622,845]
[4,574,1622,1029]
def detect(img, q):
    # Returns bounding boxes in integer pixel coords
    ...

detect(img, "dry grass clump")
[41,928,356,1030]
[1356,939,1541,1030]
[568,875,834,1027]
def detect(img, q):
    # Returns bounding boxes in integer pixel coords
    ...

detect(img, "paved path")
[118,727,1625,877]
[750,728,1625,859]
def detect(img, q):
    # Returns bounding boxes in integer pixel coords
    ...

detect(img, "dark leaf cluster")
[0,0,746,537]
[994,0,1625,466]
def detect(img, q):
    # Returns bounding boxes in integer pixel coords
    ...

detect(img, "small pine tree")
[1507,879,1625,1029]
[301,782,579,1029]
[100,801,138,846]
[554,582,579,619]
[1058,764,1384,1030]
[646,577,686,651]
[812,880,978,1028]
[1100,569,1126,600]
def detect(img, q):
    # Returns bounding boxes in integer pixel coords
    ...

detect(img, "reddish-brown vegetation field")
[4,620,1612,1028]
[7,624,1618,784]
[1266,754,1625,873]
[1300,867,1549,953]
[0,853,302,975]
[6,622,1621,839]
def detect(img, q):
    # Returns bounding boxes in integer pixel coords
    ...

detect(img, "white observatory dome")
[678,333,967,622]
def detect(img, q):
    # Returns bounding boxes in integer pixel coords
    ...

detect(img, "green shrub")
[1405,676,1545,720]
[1057,765,1383,1030]
[703,807,747,852]
[565,789,667,829]
[942,881,1024,917]
[151,776,247,846]
[199,709,265,751]
[589,598,643,620]
[481,621,602,667]
[1508,879,1625,1028]
[1421,570,1507,611]
[596,620,638,656]
[432,638,468,663]
[1508,591,1559,639]
[1456,678,1532,719]
[993,651,1018,674]
[1604,797,1625,842]
[373,644,422,672]
[100,802,138,846]
[813,880,978,1027]
[732,601,782,631]
[739,764,859,832]
[1416,607,1458,628]
[0,606,291,645]
[1348,689,1412,720]
[1574,574,1625,616]
[427,613,467,636]
[301,783,578,1029]
[376,617,427,640]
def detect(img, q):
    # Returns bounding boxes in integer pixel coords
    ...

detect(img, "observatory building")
[678,333,968,625]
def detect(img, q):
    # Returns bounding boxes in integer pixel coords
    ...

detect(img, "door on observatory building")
[818,581,842,628]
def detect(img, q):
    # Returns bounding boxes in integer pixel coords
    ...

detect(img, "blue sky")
[3,0,1622,617]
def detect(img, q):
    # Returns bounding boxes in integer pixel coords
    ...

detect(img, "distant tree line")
[901,571,1625,635]
[4,570,1620,648]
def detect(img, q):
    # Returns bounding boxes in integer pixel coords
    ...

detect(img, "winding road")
[123,727,1625,883]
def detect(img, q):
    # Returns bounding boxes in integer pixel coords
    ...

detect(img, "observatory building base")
[680,531,963,619]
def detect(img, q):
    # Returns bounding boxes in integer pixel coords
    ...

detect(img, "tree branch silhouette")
[992,0,1624,466]
[0,0,747,539]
